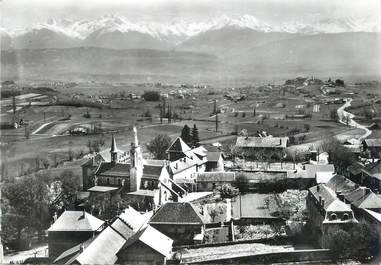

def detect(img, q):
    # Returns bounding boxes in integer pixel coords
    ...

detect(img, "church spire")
[110,134,118,163]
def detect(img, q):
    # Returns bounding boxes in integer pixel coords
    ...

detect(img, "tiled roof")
[197,172,235,182]
[88,186,119,193]
[53,237,95,264]
[149,202,206,225]
[365,161,381,176]
[364,138,381,147]
[326,175,358,195]
[326,199,352,212]
[167,137,191,153]
[143,164,163,179]
[347,162,365,176]
[48,211,104,232]
[305,164,335,179]
[118,225,173,258]
[95,162,130,177]
[192,146,208,157]
[207,152,222,162]
[75,207,149,265]
[128,189,158,197]
[309,184,337,211]
[236,136,288,148]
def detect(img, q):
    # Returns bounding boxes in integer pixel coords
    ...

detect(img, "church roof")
[167,137,191,153]
[48,211,104,232]
[95,162,130,177]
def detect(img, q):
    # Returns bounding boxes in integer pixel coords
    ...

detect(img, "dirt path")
[337,98,372,141]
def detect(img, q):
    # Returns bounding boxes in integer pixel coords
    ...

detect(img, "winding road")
[337,98,372,141]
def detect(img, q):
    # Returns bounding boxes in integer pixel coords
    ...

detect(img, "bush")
[142,91,160,101]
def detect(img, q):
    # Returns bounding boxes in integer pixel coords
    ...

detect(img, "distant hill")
[177,27,299,56]
[1,32,380,83]
[0,47,220,82]
[229,32,381,76]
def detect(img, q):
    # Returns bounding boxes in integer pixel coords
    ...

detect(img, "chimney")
[317,185,320,192]
[319,195,322,205]
[321,199,325,208]
[80,244,84,253]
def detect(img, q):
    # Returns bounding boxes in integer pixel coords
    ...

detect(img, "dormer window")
[330,213,337,221]
[342,213,349,221]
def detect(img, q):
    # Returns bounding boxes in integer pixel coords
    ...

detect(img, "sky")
[2,0,381,28]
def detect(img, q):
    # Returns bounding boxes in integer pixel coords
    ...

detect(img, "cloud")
[2,0,381,28]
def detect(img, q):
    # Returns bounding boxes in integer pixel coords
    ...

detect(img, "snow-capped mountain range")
[2,14,381,43]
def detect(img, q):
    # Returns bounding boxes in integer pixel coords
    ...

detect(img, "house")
[306,184,357,247]
[116,225,173,265]
[326,175,381,213]
[363,139,381,158]
[167,137,192,162]
[206,151,224,172]
[305,164,335,184]
[149,202,206,245]
[235,136,288,159]
[362,161,381,193]
[74,206,151,265]
[345,162,365,182]
[48,210,104,258]
[196,172,236,191]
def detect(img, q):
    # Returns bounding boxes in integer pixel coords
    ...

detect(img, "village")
[1,76,381,265]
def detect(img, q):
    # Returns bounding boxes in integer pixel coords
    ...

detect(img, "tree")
[330,109,339,121]
[59,170,81,210]
[328,229,352,259]
[217,184,239,198]
[181,125,192,144]
[234,173,249,192]
[215,112,218,132]
[348,223,379,262]
[191,124,200,147]
[2,175,51,249]
[142,91,160,101]
[146,134,172,160]
[319,137,356,172]
[335,79,345,87]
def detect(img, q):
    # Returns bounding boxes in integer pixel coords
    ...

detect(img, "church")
[81,126,224,210]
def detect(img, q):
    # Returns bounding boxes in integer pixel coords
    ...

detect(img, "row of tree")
[181,124,200,147]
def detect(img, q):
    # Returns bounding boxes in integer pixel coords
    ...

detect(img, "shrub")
[142,91,160,101]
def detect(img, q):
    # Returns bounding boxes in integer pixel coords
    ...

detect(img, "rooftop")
[167,137,191,153]
[236,136,288,148]
[197,172,235,182]
[364,138,381,147]
[48,211,104,232]
[88,186,119,193]
[95,161,130,177]
[118,225,173,258]
[305,164,335,179]
[149,202,206,225]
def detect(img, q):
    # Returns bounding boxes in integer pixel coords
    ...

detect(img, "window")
[342,213,349,220]
[330,213,337,221]
[107,178,110,185]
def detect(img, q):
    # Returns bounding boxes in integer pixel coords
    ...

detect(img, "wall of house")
[48,231,95,258]
[150,224,203,246]
[117,241,166,265]
[306,192,325,247]
[82,165,96,190]
[172,165,198,182]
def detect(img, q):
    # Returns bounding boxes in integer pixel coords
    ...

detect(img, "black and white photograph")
[1,0,381,264]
